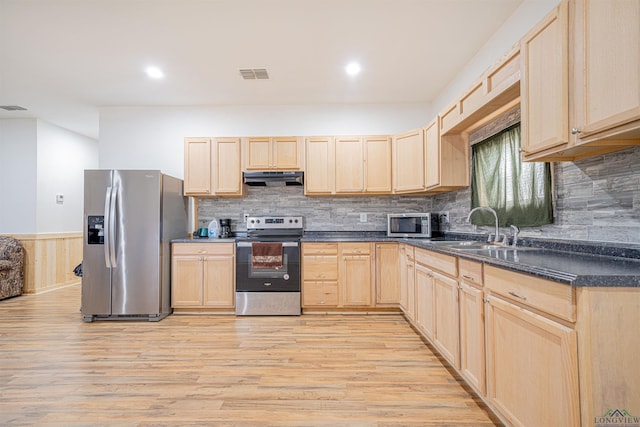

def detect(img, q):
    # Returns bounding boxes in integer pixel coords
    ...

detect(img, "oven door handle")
[237,241,299,247]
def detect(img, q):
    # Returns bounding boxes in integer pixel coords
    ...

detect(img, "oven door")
[236,241,300,292]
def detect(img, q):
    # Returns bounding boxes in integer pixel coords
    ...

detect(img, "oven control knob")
[256,219,261,224]
[284,274,290,280]
[294,219,298,223]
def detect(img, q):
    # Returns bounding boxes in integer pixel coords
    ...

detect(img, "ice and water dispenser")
[87,216,104,244]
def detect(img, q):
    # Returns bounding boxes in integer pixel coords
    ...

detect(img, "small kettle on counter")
[197,227,208,238]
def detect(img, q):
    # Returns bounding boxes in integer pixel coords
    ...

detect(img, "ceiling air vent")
[239,68,270,80]
[0,105,27,111]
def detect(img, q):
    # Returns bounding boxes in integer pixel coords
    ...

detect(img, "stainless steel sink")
[429,241,539,252]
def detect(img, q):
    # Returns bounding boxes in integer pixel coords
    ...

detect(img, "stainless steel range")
[235,216,303,316]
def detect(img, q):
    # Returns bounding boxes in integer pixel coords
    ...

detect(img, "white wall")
[0,119,38,233]
[98,104,431,179]
[429,0,561,117]
[0,118,98,234]
[36,121,99,233]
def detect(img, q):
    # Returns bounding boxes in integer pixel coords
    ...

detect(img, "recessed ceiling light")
[145,66,164,79]
[345,62,361,76]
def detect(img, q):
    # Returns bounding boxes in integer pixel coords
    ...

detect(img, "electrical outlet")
[359,213,367,223]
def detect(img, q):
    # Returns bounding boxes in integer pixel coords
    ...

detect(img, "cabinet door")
[171,255,203,307]
[335,137,364,193]
[213,138,242,195]
[485,294,580,427]
[272,137,300,170]
[245,137,271,170]
[393,129,425,193]
[424,120,440,189]
[414,263,434,339]
[340,255,372,306]
[203,255,234,308]
[399,246,409,312]
[364,136,392,193]
[459,282,486,396]
[375,243,399,305]
[184,138,211,195]
[433,271,460,368]
[520,1,569,155]
[572,0,640,140]
[305,137,334,194]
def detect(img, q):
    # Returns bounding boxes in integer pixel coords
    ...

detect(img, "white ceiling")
[0,0,525,139]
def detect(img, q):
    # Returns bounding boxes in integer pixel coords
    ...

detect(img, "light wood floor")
[0,285,501,426]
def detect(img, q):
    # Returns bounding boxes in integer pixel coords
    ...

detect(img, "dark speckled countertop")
[301,231,640,287]
[172,231,640,287]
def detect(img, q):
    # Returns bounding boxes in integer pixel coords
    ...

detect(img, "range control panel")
[246,216,304,230]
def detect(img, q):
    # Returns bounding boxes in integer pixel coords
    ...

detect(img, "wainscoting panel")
[7,233,82,294]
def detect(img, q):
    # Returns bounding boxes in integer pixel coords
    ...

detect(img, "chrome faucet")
[510,224,520,247]
[467,206,502,244]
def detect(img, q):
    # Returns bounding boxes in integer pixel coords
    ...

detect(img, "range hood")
[243,171,304,186]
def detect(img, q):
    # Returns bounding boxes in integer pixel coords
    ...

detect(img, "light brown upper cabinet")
[184,137,212,195]
[424,120,469,192]
[439,44,521,136]
[304,137,335,195]
[245,136,302,170]
[335,136,392,194]
[392,128,425,193]
[184,137,243,197]
[521,0,640,161]
[335,137,365,193]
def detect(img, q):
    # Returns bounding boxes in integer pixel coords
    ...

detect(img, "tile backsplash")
[198,145,640,244]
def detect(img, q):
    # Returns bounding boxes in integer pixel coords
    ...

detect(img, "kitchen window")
[471,123,553,227]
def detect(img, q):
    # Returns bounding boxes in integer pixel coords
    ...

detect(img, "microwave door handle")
[103,186,112,268]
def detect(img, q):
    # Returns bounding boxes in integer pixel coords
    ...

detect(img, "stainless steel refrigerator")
[81,170,187,322]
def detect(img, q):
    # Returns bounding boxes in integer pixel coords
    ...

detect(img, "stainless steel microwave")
[387,213,437,238]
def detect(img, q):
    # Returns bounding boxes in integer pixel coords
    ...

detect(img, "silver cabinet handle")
[571,127,581,135]
[508,291,527,301]
[462,274,474,280]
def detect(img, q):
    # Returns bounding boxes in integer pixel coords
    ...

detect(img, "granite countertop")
[172,231,640,287]
[172,237,236,243]
[301,231,640,288]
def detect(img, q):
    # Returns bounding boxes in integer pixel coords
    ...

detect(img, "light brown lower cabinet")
[414,262,434,340]
[171,243,235,309]
[458,259,485,396]
[375,243,400,305]
[485,293,579,426]
[339,243,374,307]
[432,270,460,368]
[302,242,374,309]
[301,243,339,308]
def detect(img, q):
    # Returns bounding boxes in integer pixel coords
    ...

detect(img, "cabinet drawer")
[302,243,338,255]
[485,265,575,322]
[459,259,483,286]
[339,242,371,255]
[414,248,457,277]
[303,281,339,306]
[303,256,338,280]
[172,242,234,256]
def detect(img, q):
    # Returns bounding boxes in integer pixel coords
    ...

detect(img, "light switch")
[56,193,64,204]
[359,213,367,222]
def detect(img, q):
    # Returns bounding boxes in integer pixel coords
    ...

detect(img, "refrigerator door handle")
[108,185,118,268]
[104,186,113,268]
